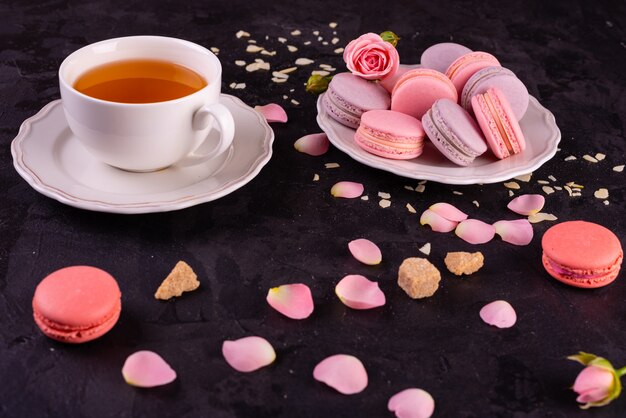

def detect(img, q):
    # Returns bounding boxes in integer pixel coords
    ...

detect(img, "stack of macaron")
[324,40,531,166]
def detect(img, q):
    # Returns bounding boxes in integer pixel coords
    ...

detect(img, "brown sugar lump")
[155,261,200,300]
[397,257,441,299]
[444,251,484,276]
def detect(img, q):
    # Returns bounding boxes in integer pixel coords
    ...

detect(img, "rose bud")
[568,352,625,409]
[380,31,400,47]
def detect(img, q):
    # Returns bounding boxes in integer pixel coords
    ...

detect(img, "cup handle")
[186,102,235,163]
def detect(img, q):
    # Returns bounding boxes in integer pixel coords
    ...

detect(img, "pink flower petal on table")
[480,300,517,328]
[455,219,495,244]
[331,181,364,198]
[254,103,288,123]
[335,275,386,309]
[122,351,177,388]
[420,209,458,233]
[313,354,368,395]
[388,388,435,418]
[507,194,545,216]
[493,219,533,245]
[294,133,330,156]
[266,283,314,319]
[348,238,382,265]
[222,336,276,372]
[429,202,468,222]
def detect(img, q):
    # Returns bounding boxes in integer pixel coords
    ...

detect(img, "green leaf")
[379,31,400,47]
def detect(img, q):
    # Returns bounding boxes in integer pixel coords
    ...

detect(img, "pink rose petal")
[455,219,495,244]
[429,202,468,222]
[420,209,458,233]
[266,283,314,319]
[294,133,330,156]
[493,219,534,245]
[254,103,288,123]
[313,354,368,395]
[479,300,517,328]
[331,181,364,198]
[507,194,545,216]
[335,275,386,310]
[348,238,382,265]
[222,336,276,372]
[122,350,177,388]
[388,388,435,418]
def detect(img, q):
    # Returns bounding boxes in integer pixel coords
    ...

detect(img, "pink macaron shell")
[471,88,525,159]
[391,69,458,119]
[322,93,360,129]
[32,266,122,343]
[420,42,473,73]
[445,51,501,97]
[461,66,529,120]
[421,98,487,166]
[355,110,425,159]
[380,64,416,93]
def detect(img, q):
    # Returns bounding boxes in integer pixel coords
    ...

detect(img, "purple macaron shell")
[323,72,390,128]
[422,98,487,166]
[461,66,529,120]
[420,43,473,73]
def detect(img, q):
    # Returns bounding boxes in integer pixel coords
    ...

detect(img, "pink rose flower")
[343,33,399,81]
[568,352,624,409]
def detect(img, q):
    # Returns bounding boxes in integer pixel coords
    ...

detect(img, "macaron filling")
[484,92,515,154]
[543,253,622,283]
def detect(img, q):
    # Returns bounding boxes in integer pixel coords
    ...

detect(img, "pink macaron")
[420,42,473,73]
[461,66,529,120]
[471,87,526,159]
[379,64,415,93]
[421,98,487,166]
[322,72,390,129]
[391,68,457,119]
[355,110,425,159]
[445,51,501,97]
[32,266,122,343]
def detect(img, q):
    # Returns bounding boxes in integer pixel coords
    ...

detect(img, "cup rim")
[59,35,219,107]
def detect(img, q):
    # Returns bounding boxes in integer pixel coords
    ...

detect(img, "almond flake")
[453,191,463,195]
[291,30,301,36]
[334,47,344,54]
[229,82,236,88]
[279,67,298,74]
[603,200,610,205]
[261,50,276,56]
[248,39,257,44]
[378,192,391,199]
[331,37,340,45]
[418,180,427,185]
[379,199,391,208]
[329,22,338,28]
[272,71,289,79]
[361,195,369,201]
[542,186,555,195]
[290,99,300,105]
[548,175,557,182]
[613,165,624,172]
[554,186,562,190]
[583,154,598,163]
[322,41,329,45]
[564,155,577,161]
[272,78,288,83]
[304,41,312,45]
[236,30,251,38]
[406,203,416,214]
[313,30,320,36]
[319,64,334,70]
[472,200,480,207]
[514,173,532,182]
[210,47,220,54]
[313,174,319,181]
[278,37,287,43]
[246,45,264,53]
[282,95,288,100]
[295,58,314,65]
[235,83,246,89]
[312,70,330,76]
[594,188,609,199]
[418,243,431,255]
[528,212,558,223]
[595,153,606,161]
[415,184,426,193]
[404,185,414,191]
[537,180,550,185]
[287,45,298,52]
[325,163,340,169]
[508,190,514,197]
[245,63,260,72]
[235,60,246,66]
[564,185,573,196]
[503,182,520,189]
[317,36,323,42]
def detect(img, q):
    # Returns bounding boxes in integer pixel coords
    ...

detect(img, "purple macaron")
[322,72,390,129]
[421,98,488,166]
[461,66,529,120]
[420,43,473,73]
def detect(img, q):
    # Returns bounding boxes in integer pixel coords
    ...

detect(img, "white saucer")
[11,94,274,214]
[316,93,561,185]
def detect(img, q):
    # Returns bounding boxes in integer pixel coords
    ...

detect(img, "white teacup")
[59,36,235,172]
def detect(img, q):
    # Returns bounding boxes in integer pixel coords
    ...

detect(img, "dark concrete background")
[1,0,625,416]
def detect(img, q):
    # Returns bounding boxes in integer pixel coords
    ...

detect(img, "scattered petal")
[507,194,545,216]
[429,203,468,222]
[266,283,314,319]
[455,219,496,244]
[331,181,364,198]
[503,181,520,189]
[348,239,382,265]
[222,336,276,372]
[388,388,435,418]
[420,209,458,233]
[480,300,517,328]
[594,188,609,199]
[493,219,534,245]
[418,243,431,255]
[379,199,391,208]
[335,275,386,310]
[122,351,176,388]
[313,354,368,395]
[528,212,558,223]
[294,133,330,156]
[255,103,288,123]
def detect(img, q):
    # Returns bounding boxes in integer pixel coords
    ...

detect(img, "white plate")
[11,94,274,214]
[316,93,561,185]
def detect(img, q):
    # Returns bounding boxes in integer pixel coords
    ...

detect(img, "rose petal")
[335,275,386,310]
[573,366,614,397]
[122,351,177,388]
[222,336,276,372]
[331,181,364,198]
[266,283,314,319]
[479,300,517,328]
[254,103,288,123]
[493,219,533,245]
[294,133,330,156]
[313,354,368,395]
[420,209,458,233]
[429,202,468,222]
[388,388,435,418]
[348,238,382,265]
[507,194,545,216]
[455,219,496,244]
